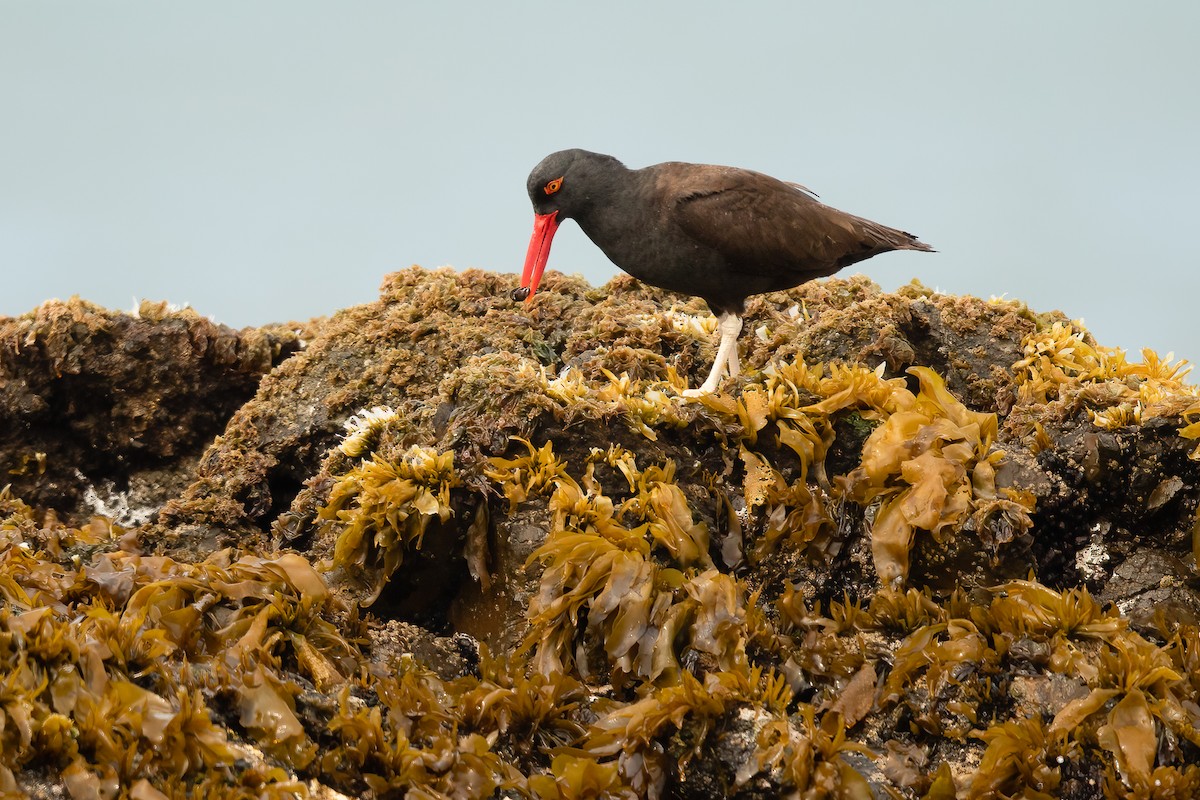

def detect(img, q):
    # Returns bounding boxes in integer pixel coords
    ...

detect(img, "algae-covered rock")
[1,266,1198,799]
[0,298,304,522]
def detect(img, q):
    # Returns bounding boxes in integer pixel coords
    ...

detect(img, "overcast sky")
[2,3,1197,363]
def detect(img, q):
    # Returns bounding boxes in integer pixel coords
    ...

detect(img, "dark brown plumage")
[517,149,933,394]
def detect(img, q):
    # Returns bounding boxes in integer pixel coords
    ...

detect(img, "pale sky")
[2,3,1197,363]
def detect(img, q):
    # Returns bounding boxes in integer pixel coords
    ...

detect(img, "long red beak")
[516,211,560,302]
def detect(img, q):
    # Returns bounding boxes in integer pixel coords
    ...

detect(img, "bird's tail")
[859,216,936,253]
[898,234,936,253]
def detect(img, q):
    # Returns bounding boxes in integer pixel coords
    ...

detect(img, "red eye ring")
[544,177,563,195]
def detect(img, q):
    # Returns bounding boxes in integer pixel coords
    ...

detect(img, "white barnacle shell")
[339,406,399,457]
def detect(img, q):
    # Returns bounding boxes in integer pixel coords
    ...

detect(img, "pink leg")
[683,313,743,396]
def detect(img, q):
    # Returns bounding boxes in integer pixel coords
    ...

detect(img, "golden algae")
[3,270,1200,797]
[322,445,459,603]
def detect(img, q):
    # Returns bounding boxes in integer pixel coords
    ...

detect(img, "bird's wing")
[784,181,819,199]
[663,164,900,277]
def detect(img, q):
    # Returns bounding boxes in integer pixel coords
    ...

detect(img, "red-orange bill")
[514,211,560,302]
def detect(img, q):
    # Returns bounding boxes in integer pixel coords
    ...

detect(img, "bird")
[514,149,934,395]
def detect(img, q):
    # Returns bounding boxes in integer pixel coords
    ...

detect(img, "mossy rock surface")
[1,266,1198,798]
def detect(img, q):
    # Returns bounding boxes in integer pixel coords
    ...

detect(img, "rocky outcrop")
[0,298,304,522]
[0,267,1197,799]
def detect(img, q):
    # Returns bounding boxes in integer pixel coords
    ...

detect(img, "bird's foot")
[680,374,724,397]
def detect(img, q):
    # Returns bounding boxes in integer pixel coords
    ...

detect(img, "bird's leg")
[724,325,741,379]
[683,313,743,396]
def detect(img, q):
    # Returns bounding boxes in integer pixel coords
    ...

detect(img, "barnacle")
[339,405,400,458]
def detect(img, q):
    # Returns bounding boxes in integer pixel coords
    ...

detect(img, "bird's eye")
[543,177,564,195]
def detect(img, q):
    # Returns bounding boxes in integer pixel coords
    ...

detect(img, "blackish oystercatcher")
[515,149,934,395]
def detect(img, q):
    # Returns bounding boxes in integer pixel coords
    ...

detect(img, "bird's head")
[514,149,622,302]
